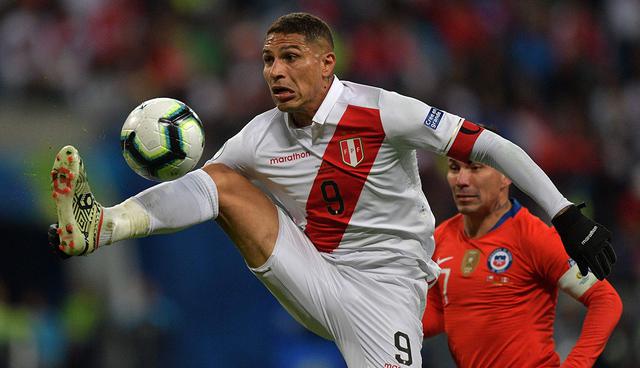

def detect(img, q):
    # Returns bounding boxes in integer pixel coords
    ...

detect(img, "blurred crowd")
[0,0,639,367]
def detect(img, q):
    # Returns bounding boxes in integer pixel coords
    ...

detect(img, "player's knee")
[202,163,239,192]
[201,163,263,210]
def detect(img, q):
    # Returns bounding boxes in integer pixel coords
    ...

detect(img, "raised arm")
[377,91,615,279]
[462,128,616,280]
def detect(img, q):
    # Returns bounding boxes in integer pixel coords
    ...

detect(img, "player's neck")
[462,198,512,238]
[290,76,334,128]
[290,112,314,127]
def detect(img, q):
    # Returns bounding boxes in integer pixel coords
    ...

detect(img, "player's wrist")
[551,204,582,231]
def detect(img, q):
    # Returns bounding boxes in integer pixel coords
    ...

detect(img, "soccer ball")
[120,97,205,182]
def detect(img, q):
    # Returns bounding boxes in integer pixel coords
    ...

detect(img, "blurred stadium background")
[0,0,638,367]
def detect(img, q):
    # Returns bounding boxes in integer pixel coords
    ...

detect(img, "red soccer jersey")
[424,201,571,367]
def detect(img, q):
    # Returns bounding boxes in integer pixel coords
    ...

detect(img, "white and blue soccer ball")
[120,97,205,182]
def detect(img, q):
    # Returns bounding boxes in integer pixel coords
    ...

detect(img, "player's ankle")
[100,198,151,245]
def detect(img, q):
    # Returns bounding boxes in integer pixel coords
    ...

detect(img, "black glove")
[552,203,616,280]
[47,223,70,260]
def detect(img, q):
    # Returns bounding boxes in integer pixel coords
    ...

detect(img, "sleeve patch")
[423,107,444,130]
[447,120,484,162]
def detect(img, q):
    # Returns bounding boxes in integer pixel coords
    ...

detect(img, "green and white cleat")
[50,145,103,256]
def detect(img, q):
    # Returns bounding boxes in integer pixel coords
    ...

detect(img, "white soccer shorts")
[250,208,426,368]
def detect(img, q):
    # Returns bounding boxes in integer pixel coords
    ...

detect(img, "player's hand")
[552,204,616,280]
[47,223,71,260]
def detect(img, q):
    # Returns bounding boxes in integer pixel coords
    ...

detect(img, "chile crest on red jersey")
[487,248,513,273]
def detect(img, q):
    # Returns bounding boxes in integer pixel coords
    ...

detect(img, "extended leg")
[50,146,280,268]
[202,163,279,268]
[51,146,103,255]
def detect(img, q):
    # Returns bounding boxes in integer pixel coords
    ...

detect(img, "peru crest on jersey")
[340,137,364,167]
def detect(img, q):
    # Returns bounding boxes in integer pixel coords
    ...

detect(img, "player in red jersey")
[422,156,623,367]
[48,12,616,367]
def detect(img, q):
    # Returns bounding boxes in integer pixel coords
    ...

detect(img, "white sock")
[99,169,219,246]
[99,198,149,245]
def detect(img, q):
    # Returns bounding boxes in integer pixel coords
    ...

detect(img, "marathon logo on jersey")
[423,107,444,130]
[269,151,311,165]
[487,248,513,274]
[339,137,364,167]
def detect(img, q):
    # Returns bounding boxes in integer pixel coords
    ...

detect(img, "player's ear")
[321,52,336,77]
[500,174,512,189]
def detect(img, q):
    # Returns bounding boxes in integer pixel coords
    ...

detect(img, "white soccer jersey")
[209,76,472,281]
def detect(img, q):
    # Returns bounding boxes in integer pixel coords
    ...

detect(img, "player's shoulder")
[338,80,386,108]
[435,213,463,239]
[232,107,283,141]
[341,80,385,94]
[244,107,282,130]
[511,205,561,253]
[341,80,414,100]
[513,206,554,233]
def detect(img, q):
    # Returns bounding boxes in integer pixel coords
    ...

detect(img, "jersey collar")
[283,75,344,129]
[489,198,522,232]
[312,75,343,125]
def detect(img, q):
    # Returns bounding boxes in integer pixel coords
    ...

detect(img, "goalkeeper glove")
[552,203,616,280]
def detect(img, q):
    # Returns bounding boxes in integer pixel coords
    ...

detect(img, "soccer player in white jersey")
[48,12,616,367]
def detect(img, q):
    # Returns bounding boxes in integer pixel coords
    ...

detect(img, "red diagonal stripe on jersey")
[305,105,385,253]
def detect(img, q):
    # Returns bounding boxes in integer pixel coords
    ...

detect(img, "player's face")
[262,32,335,123]
[447,159,511,216]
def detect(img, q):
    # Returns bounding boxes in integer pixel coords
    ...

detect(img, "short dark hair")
[266,12,334,50]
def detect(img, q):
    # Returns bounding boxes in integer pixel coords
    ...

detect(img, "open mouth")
[271,86,295,102]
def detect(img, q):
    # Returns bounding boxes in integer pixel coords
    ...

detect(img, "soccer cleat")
[51,145,103,256]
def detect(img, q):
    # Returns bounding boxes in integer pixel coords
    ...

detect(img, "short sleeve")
[379,90,464,154]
